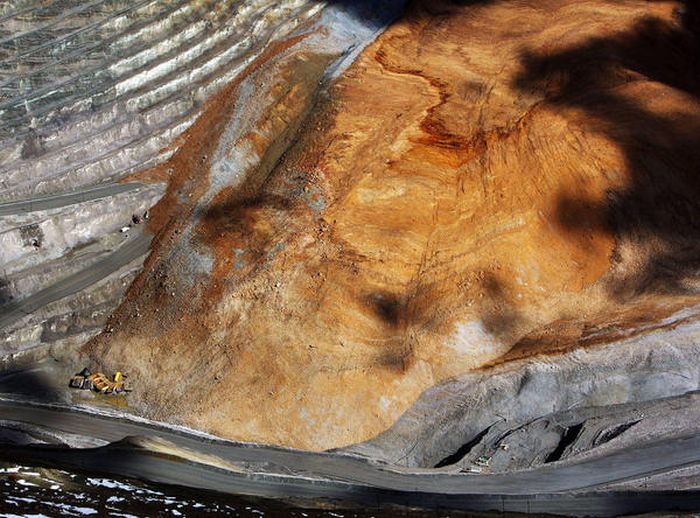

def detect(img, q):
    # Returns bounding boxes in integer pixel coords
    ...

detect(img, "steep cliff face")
[85,0,700,450]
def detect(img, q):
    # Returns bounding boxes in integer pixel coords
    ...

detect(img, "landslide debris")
[86,0,700,451]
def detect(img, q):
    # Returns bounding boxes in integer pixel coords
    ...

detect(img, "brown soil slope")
[86,0,700,450]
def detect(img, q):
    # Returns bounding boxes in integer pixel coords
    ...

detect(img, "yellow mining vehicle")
[69,368,132,394]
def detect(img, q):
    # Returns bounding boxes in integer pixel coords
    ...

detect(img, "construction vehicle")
[69,368,93,389]
[69,368,132,394]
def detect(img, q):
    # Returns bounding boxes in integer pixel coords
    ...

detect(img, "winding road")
[0,398,698,516]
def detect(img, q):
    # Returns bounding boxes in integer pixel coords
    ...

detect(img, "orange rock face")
[87,0,700,450]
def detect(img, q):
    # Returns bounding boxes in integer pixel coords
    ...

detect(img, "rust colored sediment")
[107,32,313,297]
[86,0,700,450]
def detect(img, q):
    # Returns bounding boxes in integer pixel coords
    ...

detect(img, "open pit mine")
[1,0,700,515]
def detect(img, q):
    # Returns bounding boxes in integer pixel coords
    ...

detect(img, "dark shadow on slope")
[368,292,405,328]
[319,0,496,28]
[478,273,525,338]
[545,422,584,464]
[514,1,700,299]
[434,424,493,468]
[322,0,408,28]
[593,419,641,448]
[0,368,64,403]
[364,291,417,372]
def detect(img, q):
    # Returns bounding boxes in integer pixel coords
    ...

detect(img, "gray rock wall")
[346,306,700,468]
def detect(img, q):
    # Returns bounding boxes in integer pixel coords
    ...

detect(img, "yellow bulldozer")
[69,368,132,394]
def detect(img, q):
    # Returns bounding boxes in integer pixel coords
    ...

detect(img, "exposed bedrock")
[345,308,700,468]
[82,0,700,452]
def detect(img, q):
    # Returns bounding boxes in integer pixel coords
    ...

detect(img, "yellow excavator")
[69,368,132,394]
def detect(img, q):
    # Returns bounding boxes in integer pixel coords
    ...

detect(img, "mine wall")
[1,0,700,480]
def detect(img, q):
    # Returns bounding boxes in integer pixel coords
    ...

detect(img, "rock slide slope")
[79,0,700,457]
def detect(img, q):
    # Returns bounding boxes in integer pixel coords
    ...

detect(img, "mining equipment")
[69,368,131,394]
